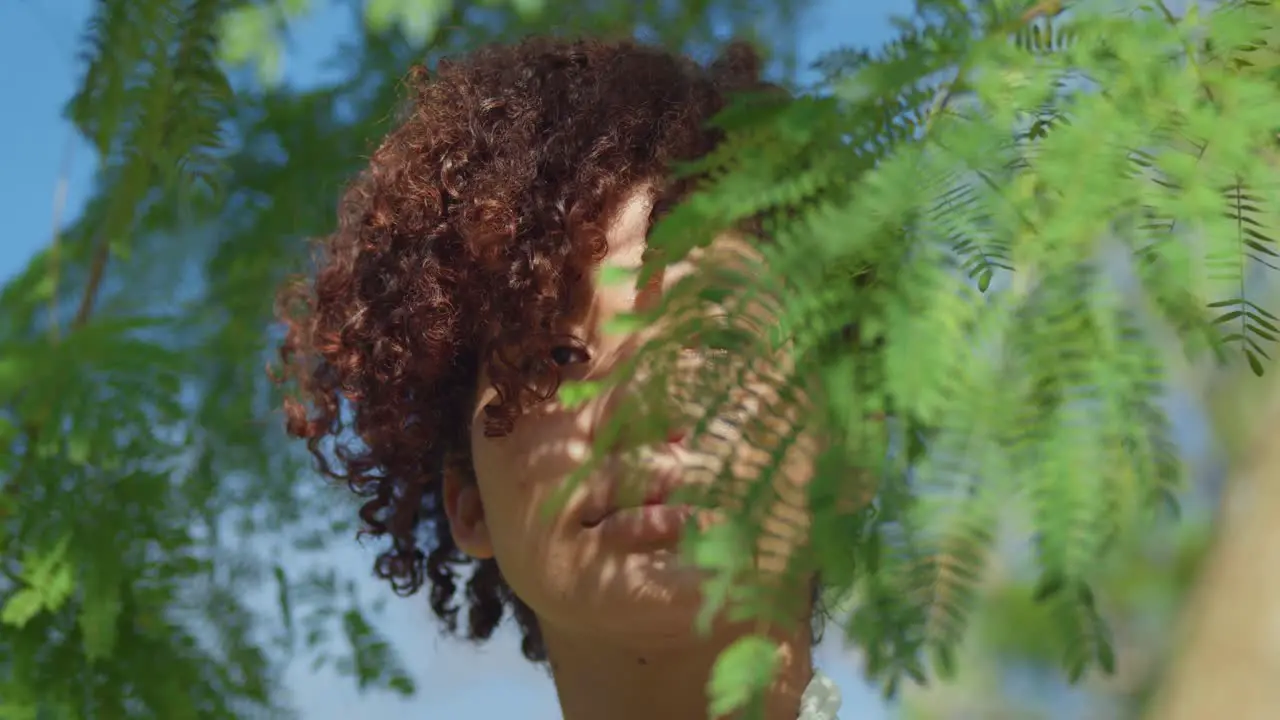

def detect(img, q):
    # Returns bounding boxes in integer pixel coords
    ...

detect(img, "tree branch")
[1145,374,1280,719]
[73,233,111,328]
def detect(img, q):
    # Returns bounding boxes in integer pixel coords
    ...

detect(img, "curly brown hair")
[274,37,772,662]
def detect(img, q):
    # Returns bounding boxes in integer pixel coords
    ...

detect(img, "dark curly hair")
[274,36,772,663]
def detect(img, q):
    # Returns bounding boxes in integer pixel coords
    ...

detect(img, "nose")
[585,330,691,454]
[584,258,704,452]
[586,340,688,452]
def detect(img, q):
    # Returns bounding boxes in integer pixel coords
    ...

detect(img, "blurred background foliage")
[2,0,1279,718]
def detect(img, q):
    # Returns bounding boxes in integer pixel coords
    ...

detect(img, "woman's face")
[443,184,813,650]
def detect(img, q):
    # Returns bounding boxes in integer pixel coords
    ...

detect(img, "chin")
[586,578,749,653]
[611,552,710,613]
[620,546,706,581]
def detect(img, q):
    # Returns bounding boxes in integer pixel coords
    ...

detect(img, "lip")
[582,468,678,528]
[580,426,693,525]
[580,454,711,547]
[588,503,697,546]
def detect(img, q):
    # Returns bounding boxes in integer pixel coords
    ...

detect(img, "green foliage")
[708,635,781,718]
[565,0,1280,711]
[6,0,1279,717]
[895,515,1215,717]
[2,536,75,629]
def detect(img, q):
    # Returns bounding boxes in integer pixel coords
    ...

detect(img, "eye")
[549,345,591,367]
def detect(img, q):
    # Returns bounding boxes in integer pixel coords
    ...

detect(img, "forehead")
[603,185,655,271]
[596,183,762,300]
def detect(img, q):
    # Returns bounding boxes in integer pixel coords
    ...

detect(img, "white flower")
[798,670,842,720]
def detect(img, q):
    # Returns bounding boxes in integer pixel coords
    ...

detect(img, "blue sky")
[0,1,1018,717]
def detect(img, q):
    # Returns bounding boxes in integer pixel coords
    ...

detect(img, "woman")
[276,36,842,720]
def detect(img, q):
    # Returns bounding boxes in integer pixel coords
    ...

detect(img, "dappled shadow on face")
[469,304,822,659]
[460,187,837,717]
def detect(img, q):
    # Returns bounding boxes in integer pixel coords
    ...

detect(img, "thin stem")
[1154,0,1216,103]
[73,233,111,328]
[920,0,1068,138]
[47,132,76,340]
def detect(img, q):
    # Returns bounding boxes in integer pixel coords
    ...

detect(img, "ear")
[442,471,495,560]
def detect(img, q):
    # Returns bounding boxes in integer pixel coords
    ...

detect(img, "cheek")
[469,404,598,596]
[471,403,593,509]
[694,375,818,577]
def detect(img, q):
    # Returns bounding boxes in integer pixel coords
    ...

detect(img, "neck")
[543,621,814,720]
